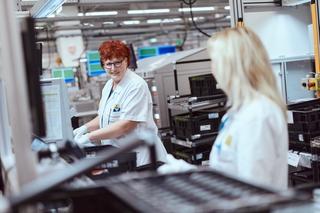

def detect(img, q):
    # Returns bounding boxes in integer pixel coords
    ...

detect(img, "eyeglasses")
[103,59,124,69]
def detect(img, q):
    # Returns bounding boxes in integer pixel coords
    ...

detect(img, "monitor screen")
[20,17,46,137]
[52,67,75,83]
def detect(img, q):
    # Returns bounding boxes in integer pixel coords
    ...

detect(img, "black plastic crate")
[84,145,137,179]
[189,74,223,97]
[174,149,211,165]
[289,169,313,186]
[173,109,226,140]
[289,131,320,143]
[288,121,320,133]
[289,141,310,152]
[287,99,320,123]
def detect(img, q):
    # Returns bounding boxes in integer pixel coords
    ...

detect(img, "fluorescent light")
[31,0,65,18]
[147,19,162,24]
[214,14,224,18]
[162,18,181,23]
[128,9,170,14]
[226,15,231,19]
[224,6,230,10]
[179,7,215,12]
[149,38,157,43]
[35,26,45,30]
[123,20,140,25]
[85,11,118,16]
[147,18,181,24]
[103,21,114,25]
[188,17,205,21]
[78,12,84,16]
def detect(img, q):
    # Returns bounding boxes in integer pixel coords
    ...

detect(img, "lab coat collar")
[112,69,130,94]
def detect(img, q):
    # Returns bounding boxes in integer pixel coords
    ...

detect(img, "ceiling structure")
[17,0,231,52]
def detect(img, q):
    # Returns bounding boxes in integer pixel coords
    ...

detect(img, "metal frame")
[0,0,37,191]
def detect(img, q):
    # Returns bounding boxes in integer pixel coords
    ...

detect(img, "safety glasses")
[103,59,124,69]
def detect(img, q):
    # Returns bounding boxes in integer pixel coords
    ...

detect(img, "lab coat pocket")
[218,144,235,163]
[109,111,121,124]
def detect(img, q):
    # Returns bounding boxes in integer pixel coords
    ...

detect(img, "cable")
[186,0,211,37]
[182,0,197,5]
[44,25,52,70]
[176,1,189,50]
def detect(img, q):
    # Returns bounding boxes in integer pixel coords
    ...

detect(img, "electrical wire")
[182,0,197,5]
[44,25,52,70]
[176,1,189,50]
[183,0,211,37]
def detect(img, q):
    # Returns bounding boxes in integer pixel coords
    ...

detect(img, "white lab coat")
[98,70,167,166]
[209,95,288,190]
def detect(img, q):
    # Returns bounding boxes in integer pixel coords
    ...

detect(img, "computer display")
[20,17,46,137]
[51,67,75,83]
[41,78,73,143]
[86,51,105,77]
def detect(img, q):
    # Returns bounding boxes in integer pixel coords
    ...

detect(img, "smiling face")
[103,57,128,84]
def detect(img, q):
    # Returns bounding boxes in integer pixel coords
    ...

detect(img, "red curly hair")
[98,40,130,67]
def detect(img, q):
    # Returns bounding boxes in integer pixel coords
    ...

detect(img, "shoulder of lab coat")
[118,71,151,122]
[235,96,288,190]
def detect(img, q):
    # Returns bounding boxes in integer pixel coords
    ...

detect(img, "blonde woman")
[159,27,288,190]
[208,27,288,190]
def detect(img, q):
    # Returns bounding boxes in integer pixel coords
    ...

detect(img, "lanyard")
[215,115,230,154]
[100,88,114,127]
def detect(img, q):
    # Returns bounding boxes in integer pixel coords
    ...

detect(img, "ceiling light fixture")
[224,6,230,10]
[103,21,115,25]
[123,20,141,25]
[162,18,181,23]
[30,0,65,18]
[85,11,118,16]
[147,19,162,24]
[147,18,181,23]
[178,7,215,12]
[128,9,170,14]
[188,17,205,21]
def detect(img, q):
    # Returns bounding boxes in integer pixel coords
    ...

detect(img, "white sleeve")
[120,83,150,122]
[236,117,276,186]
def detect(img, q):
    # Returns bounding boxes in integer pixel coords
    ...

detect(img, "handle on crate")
[191,132,218,140]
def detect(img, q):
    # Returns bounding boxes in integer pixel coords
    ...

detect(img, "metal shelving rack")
[167,94,227,165]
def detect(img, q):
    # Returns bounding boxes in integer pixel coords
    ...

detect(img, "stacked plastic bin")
[288,99,320,185]
[169,74,226,165]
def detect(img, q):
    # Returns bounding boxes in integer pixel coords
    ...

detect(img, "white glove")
[157,154,197,174]
[73,125,88,137]
[74,133,94,147]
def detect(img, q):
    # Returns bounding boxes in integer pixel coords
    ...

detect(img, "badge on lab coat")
[112,104,120,112]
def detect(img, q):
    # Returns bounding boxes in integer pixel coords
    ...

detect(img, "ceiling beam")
[35,9,229,23]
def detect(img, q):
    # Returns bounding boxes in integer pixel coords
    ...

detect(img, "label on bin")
[200,125,211,131]
[298,134,304,142]
[287,111,294,124]
[208,113,219,119]
[196,153,203,160]
[288,152,300,167]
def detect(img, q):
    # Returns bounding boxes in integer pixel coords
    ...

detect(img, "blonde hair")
[207,27,287,116]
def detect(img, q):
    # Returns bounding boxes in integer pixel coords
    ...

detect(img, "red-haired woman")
[73,40,167,166]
